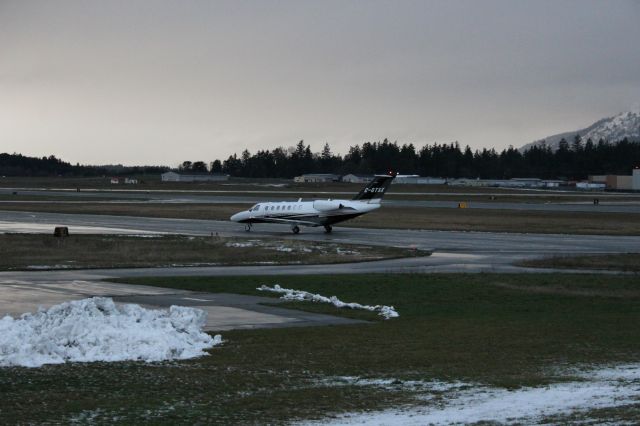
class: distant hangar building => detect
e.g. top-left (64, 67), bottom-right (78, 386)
top-left (589, 169), bottom-right (640, 190)
top-left (293, 174), bottom-right (341, 183)
top-left (342, 174), bottom-right (374, 183)
top-left (343, 174), bottom-right (447, 184)
top-left (394, 176), bottom-right (447, 185)
top-left (161, 171), bottom-right (229, 182)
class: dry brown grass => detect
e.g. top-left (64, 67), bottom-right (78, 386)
top-left (518, 253), bottom-right (640, 272)
top-left (0, 234), bottom-right (419, 271)
top-left (349, 206), bottom-right (640, 235)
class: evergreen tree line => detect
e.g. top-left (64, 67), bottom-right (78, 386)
top-left (211, 137), bottom-right (640, 180)
top-left (4, 134), bottom-right (639, 179)
top-left (0, 153), bottom-right (167, 177)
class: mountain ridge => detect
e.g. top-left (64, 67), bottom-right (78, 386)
top-left (520, 109), bottom-right (640, 151)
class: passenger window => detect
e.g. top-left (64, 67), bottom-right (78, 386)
top-left (287, 205), bottom-right (291, 210)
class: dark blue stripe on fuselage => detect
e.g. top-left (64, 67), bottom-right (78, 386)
top-left (238, 211), bottom-right (365, 226)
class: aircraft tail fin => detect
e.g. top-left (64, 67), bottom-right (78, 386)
top-left (352, 172), bottom-right (396, 202)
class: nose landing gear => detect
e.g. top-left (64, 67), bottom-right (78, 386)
top-left (245, 223), bottom-right (252, 232)
top-left (324, 225), bottom-right (332, 234)
top-left (291, 225), bottom-right (300, 234)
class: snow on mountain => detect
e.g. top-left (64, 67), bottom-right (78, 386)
top-left (521, 108), bottom-right (640, 151)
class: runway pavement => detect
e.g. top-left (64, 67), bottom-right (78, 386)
top-left (1, 209), bottom-right (638, 331)
top-left (1, 210), bottom-right (639, 255)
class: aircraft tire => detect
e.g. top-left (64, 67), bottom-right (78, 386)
top-left (324, 225), bottom-right (332, 233)
top-left (292, 225), bottom-right (300, 234)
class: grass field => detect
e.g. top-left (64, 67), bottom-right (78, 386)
top-left (1, 201), bottom-right (638, 235)
top-left (2, 273), bottom-right (639, 424)
top-left (519, 253), bottom-right (640, 272)
top-left (0, 234), bottom-right (419, 270)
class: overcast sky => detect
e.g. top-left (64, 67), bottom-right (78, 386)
top-left (1, 0), bottom-right (639, 166)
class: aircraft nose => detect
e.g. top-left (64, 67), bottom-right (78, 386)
top-left (230, 211), bottom-right (247, 222)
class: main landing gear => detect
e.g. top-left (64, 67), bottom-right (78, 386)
top-left (324, 225), bottom-right (332, 234)
top-left (245, 223), bottom-right (252, 232)
top-left (291, 225), bottom-right (300, 234)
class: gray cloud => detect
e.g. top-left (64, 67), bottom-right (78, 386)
top-left (1, 0), bottom-right (639, 165)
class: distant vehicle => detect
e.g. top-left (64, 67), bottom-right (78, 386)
top-left (230, 172), bottom-right (396, 234)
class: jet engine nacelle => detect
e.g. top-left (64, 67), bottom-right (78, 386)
top-left (313, 200), bottom-right (344, 211)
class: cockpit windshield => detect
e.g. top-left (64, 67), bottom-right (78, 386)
top-left (249, 204), bottom-right (260, 212)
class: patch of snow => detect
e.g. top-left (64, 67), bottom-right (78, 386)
top-left (587, 363), bottom-right (640, 381)
top-left (311, 364), bottom-right (640, 425)
top-left (318, 376), bottom-right (468, 393)
top-left (26, 265), bottom-right (73, 270)
top-left (273, 246), bottom-right (293, 252)
top-left (225, 241), bottom-right (255, 248)
top-left (0, 297), bottom-right (221, 368)
top-left (256, 285), bottom-right (399, 319)
top-left (336, 248), bottom-right (359, 255)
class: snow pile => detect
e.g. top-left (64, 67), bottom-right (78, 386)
top-left (257, 285), bottom-right (399, 319)
top-left (0, 297), bottom-right (221, 368)
top-left (315, 364), bottom-right (640, 425)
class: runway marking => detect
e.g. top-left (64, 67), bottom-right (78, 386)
top-left (182, 297), bottom-right (212, 302)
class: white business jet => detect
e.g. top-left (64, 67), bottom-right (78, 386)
top-left (230, 172), bottom-right (396, 234)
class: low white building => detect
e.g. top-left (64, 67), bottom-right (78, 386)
top-left (294, 174), bottom-right (341, 183)
top-left (449, 178), bottom-right (549, 188)
top-left (394, 176), bottom-right (447, 185)
top-left (342, 174), bottom-right (374, 184)
top-left (448, 178), bottom-right (498, 187)
top-left (542, 180), bottom-right (565, 188)
top-left (124, 178), bottom-right (138, 184)
top-left (505, 178), bottom-right (544, 188)
top-left (161, 171), bottom-right (229, 182)
top-left (576, 182), bottom-right (606, 190)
